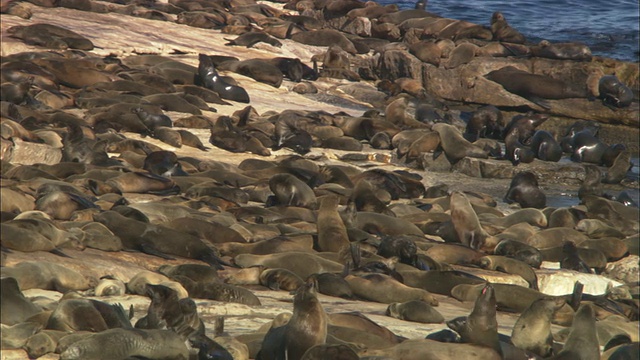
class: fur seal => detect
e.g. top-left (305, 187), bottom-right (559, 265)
top-left (143, 151), bottom-right (188, 177)
top-left (549, 304), bottom-right (599, 360)
top-left (217, 59), bottom-right (284, 88)
top-left (7, 23), bottom-right (94, 50)
top-left (259, 268), bottom-right (304, 291)
top-left (485, 66), bottom-right (587, 101)
top-left (268, 173), bottom-right (318, 209)
top-left (94, 210), bottom-right (227, 268)
top-left (235, 252), bottom-right (343, 280)
top-left (317, 195), bottom-right (350, 253)
top-left (511, 296), bottom-right (565, 357)
top-left (258, 279), bottom-right (328, 360)
top-left (1, 261), bottom-right (92, 292)
top-left (386, 300), bottom-right (444, 323)
top-left (449, 284), bottom-right (502, 357)
top-left (291, 29), bottom-right (357, 54)
top-left (445, 42), bottom-right (477, 69)
top-left (359, 338), bottom-right (501, 359)
top-left (197, 54), bottom-right (250, 103)
top-left (504, 171), bottom-right (546, 209)
top-left (490, 12), bottom-right (525, 43)
top-left (432, 123), bottom-right (488, 163)
top-left (225, 32), bottom-right (282, 48)
top-left (603, 149), bottom-right (632, 184)
top-left (0, 277), bottom-right (42, 325)
top-left (478, 255), bottom-right (538, 290)
top-left (46, 298), bottom-right (115, 332)
top-left (465, 105), bottom-right (503, 141)
top-left (531, 40), bottom-right (592, 61)
top-left (450, 191), bottom-right (491, 250)
top-left (60, 328), bottom-right (189, 360)
top-left (529, 130), bottom-right (562, 162)
top-left (345, 273), bottom-right (439, 305)
top-left (300, 344), bottom-right (358, 360)
top-left (94, 275), bottom-right (126, 296)
top-left (598, 75), bottom-right (633, 108)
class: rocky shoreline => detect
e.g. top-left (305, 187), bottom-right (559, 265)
top-left (1, 0), bottom-right (639, 359)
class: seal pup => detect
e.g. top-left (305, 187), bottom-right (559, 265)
top-left (511, 297), bottom-right (564, 357)
top-left (504, 171), bottom-right (546, 209)
top-left (197, 53), bottom-right (250, 103)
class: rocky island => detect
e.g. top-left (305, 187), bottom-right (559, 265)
top-left (1, 0), bottom-right (638, 359)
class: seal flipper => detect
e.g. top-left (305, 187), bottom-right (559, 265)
top-left (49, 248), bottom-right (72, 258)
top-left (569, 281), bottom-right (583, 311)
top-left (139, 243), bottom-right (176, 260)
top-left (527, 96), bottom-right (551, 110)
top-left (200, 251), bottom-right (232, 270)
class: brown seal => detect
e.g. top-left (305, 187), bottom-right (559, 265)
top-left (478, 255), bottom-right (539, 290)
top-left (386, 300), bottom-right (445, 324)
top-left (268, 173), bottom-right (318, 209)
top-left (448, 284), bottom-right (502, 357)
top-left (531, 40), bottom-right (592, 61)
top-left (345, 273), bottom-right (439, 305)
top-left (598, 75), bottom-right (633, 108)
top-left (1, 261), bottom-right (92, 292)
top-left (290, 29), bottom-right (358, 54)
top-left (317, 195), bottom-right (350, 253)
top-left (444, 42), bottom-right (478, 69)
top-left (360, 338), bottom-right (501, 359)
top-left (511, 296), bottom-right (565, 357)
top-left (259, 268), bottom-right (304, 291)
top-left (234, 252), bottom-right (343, 280)
top-left (432, 123), bottom-right (488, 163)
top-left (60, 328), bottom-right (190, 360)
top-left (0, 277), bottom-right (42, 326)
top-left (258, 279), bottom-right (328, 360)
top-left (197, 54), bottom-right (250, 103)
top-left (485, 66), bottom-right (587, 101)
top-left (490, 12), bottom-right (525, 43)
top-left (551, 304), bottom-right (599, 359)
top-left (504, 171), bottom-right (547, 209)
top-left (450, 191), bottom-right (491, 250)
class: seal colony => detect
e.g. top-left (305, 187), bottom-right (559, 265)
top-left (1, 0), bottom-right (639, 359)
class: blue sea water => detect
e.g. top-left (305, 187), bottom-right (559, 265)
top-left (378, 0), bottom-right (640, 62)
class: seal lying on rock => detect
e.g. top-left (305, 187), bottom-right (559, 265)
top-left (196, 54), bottom-right (250, 103)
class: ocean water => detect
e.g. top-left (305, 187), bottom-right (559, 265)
top-left (379, 0), bottom-right (640, 62)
